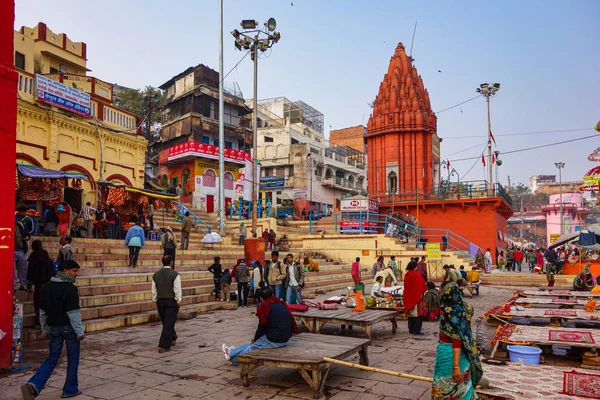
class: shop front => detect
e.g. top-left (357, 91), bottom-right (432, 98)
top-left (158, 141), bottom-right (250, 213)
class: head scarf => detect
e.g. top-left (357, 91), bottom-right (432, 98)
top-left (439, 282), bottom-right (482, 387)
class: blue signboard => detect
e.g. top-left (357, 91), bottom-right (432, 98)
top-left (260, 176), bottom-right (285, 188)
top-left (36, 74), bottom-right (91, 118)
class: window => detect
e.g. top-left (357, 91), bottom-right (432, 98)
top-left (225, 141), bottom-right (233, 149)
top-left (264, 136), bottom-right (274, 143)
top-left (224, 172), bottom-right (234, 190)
top-left (276, 191), bottom-right (282, 205)
top-left (288, 166), bottom-right (294, 177)
top-left (238, 139), bottom-right (245, 151)
top-left (50, 67), bottom-right (59, 74)
top-left (18, 75), bottom-right (22, 91)
top-left (223, 104), bottom-right (239, 126)
top-left (210, 102), bottom-right (215, 119)
top-left (276, 167), bottom-right (285, 178)
top-left (388, 171), bottom-right (398, 194)
top-left (203, 169), bottom-right (216, 187)
top-left (202, 136), bottom-right (210, 144)
top-left (213, 139), bottom-right (219, 147)
top-left (264, 168), bottom-right (273, 177)
top-left (14, 52), bottom-right (25, 70)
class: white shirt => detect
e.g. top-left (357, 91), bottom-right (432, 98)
top-left (371, 282), bottom-right (383, 297)
top-left (288, 263), bottom-right (299, 287)
top-left (151, 266), bottom-right (182, 304)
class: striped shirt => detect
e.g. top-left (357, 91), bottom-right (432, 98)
top-left (80, 205), bottom-right (95, 221)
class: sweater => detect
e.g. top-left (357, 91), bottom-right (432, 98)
top-left (152, 267), bottom-right (182, 302)
top-left (254, 301), bottom-right (293, 343)
top-left (40, 278), bottom-right (83, 336)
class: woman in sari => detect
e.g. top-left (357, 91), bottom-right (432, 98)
top-left (404, 262), bottom-right (427, 335)
top-left (432, 282), bottom-right (483, 400)
top-left (573, 263), bottom-right (594, 291)
top-left (302, 255), bottom-right (319, 272)
top-left (474, 250), bottom-right (485, 271)
top-left (423, 282), bottom-right (441, 321)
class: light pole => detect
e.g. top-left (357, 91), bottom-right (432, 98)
top-left (475, 82), bottom-right (500, 195)
top-left (232, 18), bottom-right (280, 237)
top-left (218, 0), bottom-right (225, 236)
top-left (307, 153), bottom-right (312, 207)
top-left (555, 162), bottom-right (565, 234)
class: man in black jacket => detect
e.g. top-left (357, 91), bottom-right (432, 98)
top-left (222, 286), bottom-right (298, 365)
top-left (21, 260), bottom-right (84, 400)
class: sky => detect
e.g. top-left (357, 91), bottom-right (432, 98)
top-left (15, 0), bottom-right (600, 187)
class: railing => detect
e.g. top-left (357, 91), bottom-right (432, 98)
top-left (307, 212), bottom-right (477, 260)
top-left (229, 198), bottom-right (272, 220)
top-left (173, 201), bottom-right (211, 235)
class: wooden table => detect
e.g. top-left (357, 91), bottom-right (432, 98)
top-left (515, 297), bottom-right (587, 308)
top-left (292, 308), bottom-right (399, 338)
top-left (237, 333), bottom-right (370, 399)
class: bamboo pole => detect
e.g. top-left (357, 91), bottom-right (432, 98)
top-left (322, 357), bottom-right (433, 383)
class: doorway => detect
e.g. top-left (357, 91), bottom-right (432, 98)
top-left (64, 188), bottom-right (82, 213)
top-left (225, 197), bottom-right (232, 215)
top-left (206, 195), bottom-right (215, 213)
top-left (170, 176), bottom-right (179, 190)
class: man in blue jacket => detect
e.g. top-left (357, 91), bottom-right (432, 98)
top-left (21, 260), bottom-right (84, 399)
top-left (222, 285), bottom-right (299, 365)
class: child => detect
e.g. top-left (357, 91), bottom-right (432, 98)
top-left (220, 269), bottom-right (232, 301)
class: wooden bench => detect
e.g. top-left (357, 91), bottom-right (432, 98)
top-left (465, 282), bottom-right (480, 296)
top-left (292, 308), bottom-right (399, 339)
top-left (237, 333), bottom-right (370, 399)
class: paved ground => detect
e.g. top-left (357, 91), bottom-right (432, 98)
top-left (1, 285), bottom-right (514, 400)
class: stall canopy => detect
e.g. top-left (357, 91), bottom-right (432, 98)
top-left (17, 164), bottom-right (87, 180)
top-left (550, 227), bottom-right (600, 250)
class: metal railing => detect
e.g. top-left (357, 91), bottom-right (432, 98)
top-left (173, 201), bottom-right (211, 235)
top-left (229, 198), bottom-right (272, 220)
top-left (307, 212), bottom-right (477, 260)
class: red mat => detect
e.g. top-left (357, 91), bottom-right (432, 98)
top-left (563, 369), bottom-right (600, 399)
top-left (544, 309), bottom-right (577, 317)
top-left (552, 298), bottom-right (579, 303)
top-left (549, 330), bottom-right (595, 344)
top-left (549, 290), bottom-right (571, 295)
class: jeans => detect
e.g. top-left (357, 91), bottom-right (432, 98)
top-left (128, 246), bottom-right (141, 267)
top-left (28, 326), bottom-right (80, 397)
top-left (107, 223), bottom-right (115, 239)
top-left (14, 250), bottom-right (28, 289)
top-left (286, 285), bottom-right (303, 304)
top-left (237, 282), bottom-right (249, 306)
top-left (85, 219), bottom-right (94, 238)
top-left (270, 284), bottom-right (284, 300)
top-left (181, 231), bottom-right (190, 250)
top-left (529, 261), bottom-right (535, 272)
top-left (156, 298), bottom-right (179, 350)
top-left (515, 261), bottom-right (522, 272)
top-left (239, 235), bottom-right (246, 245)
top-left (229, 334), bottom-right (287, 366)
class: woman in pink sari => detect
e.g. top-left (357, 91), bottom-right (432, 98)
top-left (56, 202), bottom-right (72, 236)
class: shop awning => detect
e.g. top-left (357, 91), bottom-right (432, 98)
top-left (145, 180), bottom-right (165, 191)
top-left (17, 164), bottom-right (87, 180)
top-left (125, 187), bottom-right (179, 200)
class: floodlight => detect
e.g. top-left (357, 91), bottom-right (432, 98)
top-left (267, 18), bottom-right (277, 32)
top-left (493, 83), bottom-right (500, 89)
top-left (272, 32), bottom-right (281, 43)
top-left (234, 40), bottom-right (242, 51)
top-left (241, 20), bottom-right (257, 29)
top-left (231, 29), bottom-right (240, 39)
top-left (480, 83), bottom-right (488, 89)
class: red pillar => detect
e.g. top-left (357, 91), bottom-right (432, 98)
top-left (0, 0), bottom-right (17, 369)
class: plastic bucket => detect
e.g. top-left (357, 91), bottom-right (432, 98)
top-left (507, 345), bottom-right (542, 364)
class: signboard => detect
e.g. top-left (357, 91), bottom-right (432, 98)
top-left (550, 233), bottom-right (561, 244)
top-left (260, 176), bottom-right (285, 188)
top-left (293, 188), bottom-right (308, 200)
top-left (168, 141), bottom-right (251, 165)
top-left (340, 198), bottom-right (378, 213)
top-left (432, 134), bottom-right (441, 158)
top-left (340, 221), bottom-right (378, 234)
top-left (36, 74), bottom-right (91, 117)
top-left (426, 243), bottom-right (442, 260)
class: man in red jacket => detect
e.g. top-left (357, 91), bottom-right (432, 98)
top-left (403, 262), bottom-right (428, 335)
top-left (514, 248), bottom-right (524, 273)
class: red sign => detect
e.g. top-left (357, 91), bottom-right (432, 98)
top-left (167, 141), bottom-right (251, 165)
top-left (339, 221), bottom-right (378, 227)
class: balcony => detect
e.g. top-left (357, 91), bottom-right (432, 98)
top-left (16, 70), bottom-right (35, 102)
top-left (321, 177), bottom-right (358, 192)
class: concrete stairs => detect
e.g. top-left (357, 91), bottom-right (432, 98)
top-left (18, 236), bottom-right (369, 342)
top-left (481, 272), bottom-right (575, 288)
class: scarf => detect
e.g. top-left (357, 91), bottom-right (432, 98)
top-left (256, 296), bottom-right (300, 333)
top-left (55, 271), bottom-right (76, 284)
top-left (403, 269), bottom-right (427, 312)
top-left (439, 283), bottom-right (483, 387)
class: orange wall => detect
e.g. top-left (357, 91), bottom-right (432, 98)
top-left (382, 198), bottom-right (512, 260)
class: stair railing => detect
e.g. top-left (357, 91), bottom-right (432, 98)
top-left (173, 201), bottom-right (211, 235)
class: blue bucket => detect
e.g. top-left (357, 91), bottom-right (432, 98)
top-left (507, 345), bottom-right (542, 364)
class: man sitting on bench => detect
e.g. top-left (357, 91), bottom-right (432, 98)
top-left (222, 284), bottom-right (300, 365)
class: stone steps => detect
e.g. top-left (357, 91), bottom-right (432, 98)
top-left (481, 273), bottom-right (575, 287)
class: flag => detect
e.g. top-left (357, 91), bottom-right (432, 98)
top-left (492, 154), bottom-right (496, 164)
top-left (481, 153), bottom-right (486, 167)
top-left (447, 159), bottom-right (451, 168)
top-left (490, 130), bottom-right (497, 146)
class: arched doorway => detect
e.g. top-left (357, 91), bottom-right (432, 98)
top-left (325, 168), bottom-right (334, 180)
top-left (182, 168), bottom-right (191, 194)
top-left (203, 169), bottom-right (216, 187)
top-left (224, 172), bottom-right (234, 190)
top-left (387, 171), bottom-right (398, 194)
top-left (347, 175), bottom-right (355, 189)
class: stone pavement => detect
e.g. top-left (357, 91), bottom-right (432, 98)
top-left (1, 286), bottom-right (514, 400)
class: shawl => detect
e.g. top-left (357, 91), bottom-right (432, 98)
top-left (439, 283), bottom-right (483, 387)
top-left (403, 269), bottom-right (427, 312)
top-left (257, 296), bottom-right (300, 333)
top-left (56, 270), bottom-right (76, 284)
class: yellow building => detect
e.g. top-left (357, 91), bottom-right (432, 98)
top-left (14, 22), bottom-right (146, 206)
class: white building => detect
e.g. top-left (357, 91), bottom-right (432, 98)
top-left (255, 97), bottom-right (366, 216)
top-left (529, 175), bottom-right (556, 193)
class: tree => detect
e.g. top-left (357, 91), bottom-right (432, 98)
top-left (508, 183), bottom-right (549, 211)
top-left (115, 86), bottom-right (163, 144)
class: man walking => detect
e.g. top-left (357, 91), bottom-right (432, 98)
top-left (160, 226), bottom-right (177, 268)
top-left (148, 202), bottom-right (155, 231)
top-left (21, 260), bottom-right (84, 399)
top-left (79, 202), bottom-right (95, 238)
top-left (236, 259), bottom-right (251, 307)
top-left (180, 212), bottom-right (193, 250)
top-left (152, 255), bottom-right (182, 353)
top-left (266, 251), bottom-right (285, 300)
top-left (284, 253), bottom-right (305, 304)
top-left (239, 223), bottom-right (247, 246)
top-left (513, 248), bottom-right (523, 273)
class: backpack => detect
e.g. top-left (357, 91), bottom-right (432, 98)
top-left (164, 232), bottom-right (175, 249)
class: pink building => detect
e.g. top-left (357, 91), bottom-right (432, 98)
top-left (542, 193), bottom-right (588, 245)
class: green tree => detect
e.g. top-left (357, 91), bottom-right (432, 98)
top-left (508, 183), bottom-right (549, 211)
top-left (115, 86), bottom-right (163, 143)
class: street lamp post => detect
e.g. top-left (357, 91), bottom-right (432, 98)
top-left (475, 83), bottom-right (500, 195)
top-left (232, 19), bottom-right (280, 237)
top-left (555, 162), bottom-right (565, 234)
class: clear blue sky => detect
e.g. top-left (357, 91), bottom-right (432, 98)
top-left (15, 0), bottom-right (600, 186)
